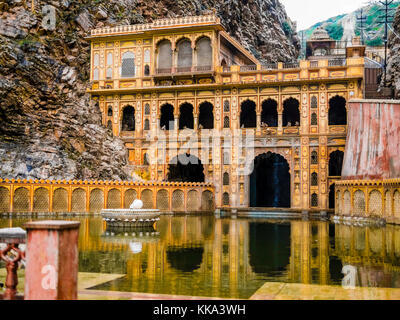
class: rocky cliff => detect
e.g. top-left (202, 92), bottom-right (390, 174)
top-left (385, 4), bottom-right (400, 97)
top-left (0, 0), bottom-right (299, 181)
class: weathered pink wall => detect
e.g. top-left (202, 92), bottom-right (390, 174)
top-left (342, 99), bottom-right (400, 180)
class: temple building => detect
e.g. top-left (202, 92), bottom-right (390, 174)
top-left (87, 14), bottom-right (366, 211)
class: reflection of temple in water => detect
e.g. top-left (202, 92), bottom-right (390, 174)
top-left (75, 217), bottom-right (400, 298)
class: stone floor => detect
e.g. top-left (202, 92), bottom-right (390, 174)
top-left (2, 269), bottom-right (400, 300)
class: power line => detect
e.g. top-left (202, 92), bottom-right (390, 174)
top-left (357, 8), bottom-right (367, 44)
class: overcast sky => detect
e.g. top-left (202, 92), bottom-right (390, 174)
top-left (280, 0), bottom-right (370, 30)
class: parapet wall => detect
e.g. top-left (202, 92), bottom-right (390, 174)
top-left (342, 99), bottom-right (400, 180)
top-left (0, 179), bottom-right (215, 214)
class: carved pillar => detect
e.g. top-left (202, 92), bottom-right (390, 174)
top-left (301, 137), bottom-right (310, 210)
top-left (256, 113), bottom-right (261, 135)
top-left (278, 112), bottom-right (283, 135)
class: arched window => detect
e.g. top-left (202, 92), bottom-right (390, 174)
top-left (144, 119), bottom-right (150, 131)
top-left (311, 112), bottom-right (318, 126)
top-left (143, 153), bottom-right (149, 166)
top-left (160, 104), bottom-right (174, 131)
top-left (93, 68), bottom-right (99, 80)
top-left (144, 103), bottom-right (150, 115)
top-left (311, 193), bottom-right (318, 207)
top-left (196, 37), bottom-right (212, 68)
top-left (179, 103), bottom-right (194, 130)
top-left (121, 105), bottom-right (135, 131)
top-left (283, 98), bottom-right (300, 127)
top-left (329, 96), bottom-right (347, 125)
top-left (121, 51), bottom-right (135, 78)
top-left (223, 193), bottom-right (230, 206)
top-left (224, 100), bottom-right (230, 112)
top-left (311, 151), bottom-right (318, 165)
top-left (224, 116), bottom-right (230, 128)
top-left (261, 99), bottom-right (278, 127)
top-left (107, 52), bottom-right (113, 66)
top-left (106, 67), bottom-right (113, 79)
top-left (199, 102), bottom-right (214, 129)
top-left (107, 106), bottom-right (113, 117)
top-left (311, 172), bottom-right (318, 186)
top-left (311, 96), bottom-right (318, 109)
top-left (157, 40), bottom-right (172, 71)
top-left (144, 64), bottom-right (150, 76)
top-left (240, 100), bottom-right (257, 128)
top-left (177, 39), bottom-right (193, 70)
top-left (223, 172), bottom-right (230, 185)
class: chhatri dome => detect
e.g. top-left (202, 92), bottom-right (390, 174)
top-left (310, 26), bottom-right (332, 41)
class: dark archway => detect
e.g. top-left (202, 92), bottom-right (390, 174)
top-left (199, 102), bottom-right (214, 129)
top-left (166, 246), bottom-right (204, 273)
top-left (250, 152), bottom-right (291, 208)
top-left (167, 154), bottom-right (205, 183)
top-left (329, 184), bottom-right (335, 209)
top-left (329, 150), bottom-right (344, 177)
top-left (160, 104), bottom-right (174, 130)
top-left (261, 99), bottom-right (278, 127)
top-left (329, 96), bottom-right (347, 125)
top-left (179, 103), bottom-right (194, 130)
top-left (283, 98), bottom-right (300, 127)
top-left (240, 100), bottom-right (256, 128)
top-left (121, 105), bottom-right (135, 131)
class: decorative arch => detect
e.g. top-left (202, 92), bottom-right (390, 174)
top-left (160, 103), bottom-right (174, 130)
top-left (223, 192), bottom-right (230, 206)
top-left (223, 172), bottom-right (230, 186)
top-left (311, 172), bottom-right (318, 186)
top-left (157, 189), bottom-right (169, 210)
top-left (394, 190), bottom-right (400, 218)
top-left (187, 190), bottom-right (200, 211)
top-left (336, 190), bottom-right (342, 212)
top-left (343, 190), bottom-right (351, 215)
top-left (72, 188), bottom-right (86, 212)
top-left (282, 98), bottom-right (300, 127)
top-left (0, 187), bottom-right (9, 212)
top-left (53, 188), bottom-right (68, 212)
top-left (353, 190), bottom-right (366, 216)
top-left (261, 99), bottom-right (278, 127)
top-left (311, 151), bottom-right (318, 165)
top-left (198, 101), bottom-right (214, 129)
top-left (179, 103), bottom-right (194, 130)
top-left (311, 193), bottom-right (318, 207)
top-left (121, 105), bottom-right (135, 131)
top-left (177, 38), bottom-right (193, 70)
top-left (369, 190), bottom-right (383, 216)
top-left (157, 39), bottom-right (173, 71)
top-left (33, 187), bottom-right (49, 213)
top-left (141, 189), bottom-right (153, 209)
top-left (385, 190), bottom-right (392, 216)
top-left (13, 187), bottom-right (30, 212)
top-left (107, 189), bottom-right (121, 209)
top-left (90, 188), bottom-right (104, 213)
top-left (240, 100), bottom-right (257, 128)
top-left (172, 189), bottom-right (185, 211)
top-left (167, 154), bottom-right (205, 183)
top-left (201, 190), bottom-right (214, 211)
top-left (195, 36), bottom-right (212, 68)
top-left (329, 150), bottom-right (344, 177)
top-left (121, 51), bottom-right (135, 78)
top-left (329, 95), bottom-right (347, 125)
top-left (124, 189), bottom-right (137, 209)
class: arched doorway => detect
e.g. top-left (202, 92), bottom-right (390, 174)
top-left (261, 99), bottom-right (278, 127)
top-left (329, 96), bottom-right (347, 125)
top-left (283, 98), bottom-right (300, 127)
top-left (160, 103), bottom-right (174, 130)
top-left (179, 103), bottom-right (194, 129)
top-left (121, 105), bottom-right (135, 131)
top-left (167, 154), bottom-right (205, 183)
top-left (240, 100), bottom-right (256, 128)
top-left (198, 102), bottom-right (214, 129)
top-left (250, 152), bottom-right (291, 208)
top-left (329, 150), bottom-right (344, 177)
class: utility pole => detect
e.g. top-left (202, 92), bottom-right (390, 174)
top-left (357, 8), bottom-right (367, 45)
top-left (377, 0), bottom-right (395, 85)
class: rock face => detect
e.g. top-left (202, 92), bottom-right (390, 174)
top-left (0, 0), bottom-right (299, 181)
top-left (385, 5), bottom-right (400, 97)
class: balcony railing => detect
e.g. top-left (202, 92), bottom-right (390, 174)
top-left (283, 62), bottom-right (300, 69)
top-left (240, 65), bottom-right (257, 72)
top-left (328, 58), bottom-right (347, 67)
top-left (310, 60), bottom-right (319, 68)
top-left (262, 63), bottom-right (278, 70)
top-left (156, 66), bottom-right (213, 75)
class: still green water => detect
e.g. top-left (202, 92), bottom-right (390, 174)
top-left (1, 215), bottom-right (400, 299)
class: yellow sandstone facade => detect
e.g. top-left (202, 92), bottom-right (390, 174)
top-left (87, 14), bottom-right (365, 211)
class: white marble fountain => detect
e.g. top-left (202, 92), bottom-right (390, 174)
top-left (101, 199), bottom-right (160, 228)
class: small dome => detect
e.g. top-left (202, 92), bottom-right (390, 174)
top-left (311, 26), bottom-right (332, 41)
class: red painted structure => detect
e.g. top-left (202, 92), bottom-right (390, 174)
top-left (24, 221), bottom-right (80, 300)
top-left (342, 99), bottom-right (400, 180)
